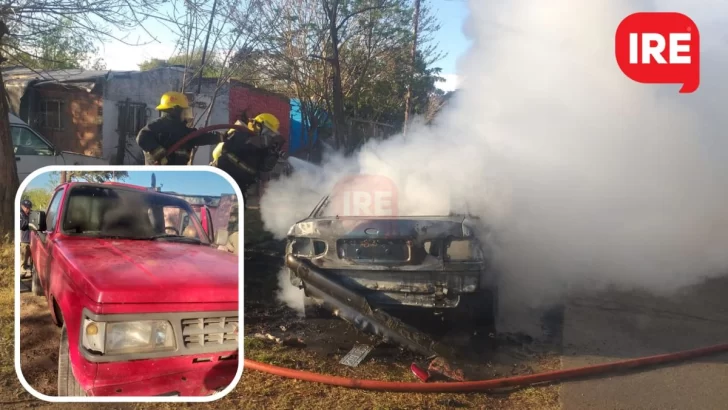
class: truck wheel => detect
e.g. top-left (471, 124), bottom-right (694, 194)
top-left (58, 325), bottom-right (87, 397)
top-left (31, 267), bottom-right (43, 297)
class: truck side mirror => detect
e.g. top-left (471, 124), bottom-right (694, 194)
top-left (200, 205), bottom-right (215, 243)
top-left (29, 211), bottom-right (47, 232)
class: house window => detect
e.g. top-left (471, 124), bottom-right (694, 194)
top-left (117, 102), bottom-right (148, 137)
top-left (38, 100), bottom-right (63, 130)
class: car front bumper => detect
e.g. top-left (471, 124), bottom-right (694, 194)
top-left (86, 357), bottom-right (238, 397)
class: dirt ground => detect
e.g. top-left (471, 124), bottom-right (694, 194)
top-left (18, 285), bottom-right (61, 397)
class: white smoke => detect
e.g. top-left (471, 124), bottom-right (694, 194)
top-left (276, 268), bottom-right (305, 316)
top-left (261, 0), bottom-right (728, 304)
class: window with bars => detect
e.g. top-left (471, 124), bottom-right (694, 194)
top-left (38, 100), bottom-right (64, 130)
top-left (117, 102), bottom-right (149, 137)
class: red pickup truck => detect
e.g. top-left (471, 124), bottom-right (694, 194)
top-left (26, 181), bottom-right (239, 397)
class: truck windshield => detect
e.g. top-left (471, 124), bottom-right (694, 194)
top-left (61, 185), bottom-right (210, 244)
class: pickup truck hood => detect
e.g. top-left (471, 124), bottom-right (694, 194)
top-left (57, 237), bottom-right (238, 304)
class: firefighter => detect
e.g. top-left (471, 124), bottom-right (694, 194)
top-left (137, 91), bottom-right (224, 165)
top-left (210, 113), bottom-right (286, 203)
top-left (19, 199), bottom-right (32, 278)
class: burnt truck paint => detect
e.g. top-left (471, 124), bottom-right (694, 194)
top-left (285, 199), bottom-right (498, 358)
top-left (28, 181), bottom-right (238, 397)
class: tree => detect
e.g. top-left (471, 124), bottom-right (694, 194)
top-left (402, 0), bottom-right (420, 136)
top-left (21, 188), bottom-right (52, 211)
top-left (145, 0), bottom-right (274, 163)
top-left (139, 50), bottom-right (224, 78)
top-left (347, 49), bottom-right (443, 126)
top-left (2, 19), bottom-right (100, 70)
top-left (0, 1), bottom-right (160, 236)
top-left (320, 0), bottom-right (403, 150)
top-left (255, 0), bottom-right (442, 153)
top-left (49, 171), bottom-right (130, 187)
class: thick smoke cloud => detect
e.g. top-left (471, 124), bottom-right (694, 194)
top-left (261, 0), bottom-right (728, 305)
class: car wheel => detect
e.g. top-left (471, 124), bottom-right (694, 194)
top-left (58, 325), bottom-right (87, 397)
top-left (31, 267), bottom-right (43, 297)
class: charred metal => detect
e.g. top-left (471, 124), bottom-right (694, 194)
top-left (285, 199), bottom-right (499, 358)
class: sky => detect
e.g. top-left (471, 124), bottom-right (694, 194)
top-left (98, 0), bottom-right (470, 92)
top-left (25, 170), bottom-right (237, 197)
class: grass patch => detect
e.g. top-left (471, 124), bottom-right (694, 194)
top-left (240, 336), bottom-right (561, 409)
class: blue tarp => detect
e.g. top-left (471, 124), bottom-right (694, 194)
top-left (288, 99), bottom-right (330, 153)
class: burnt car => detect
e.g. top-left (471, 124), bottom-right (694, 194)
top-left (284, 195), bottom-right (499, 358)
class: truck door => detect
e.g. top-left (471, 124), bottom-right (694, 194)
top-left (11, 125), bottom-right (62, 182)
top-left (200, 205), bottom-right (215, 243)
top-left (33, 187), bottom-right (66, 298)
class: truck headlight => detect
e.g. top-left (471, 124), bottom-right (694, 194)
top-left (82, 319), bottom-right (176, 355)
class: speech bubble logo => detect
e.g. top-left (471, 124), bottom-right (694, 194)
top-left (615, 12), bottom-right (700, 93)
top-left (329, 174), bottom-right (398, 217)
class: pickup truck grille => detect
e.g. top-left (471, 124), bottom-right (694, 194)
top-left (181, 316), bottom-right (239, 348)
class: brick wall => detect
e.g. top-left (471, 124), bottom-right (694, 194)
top-left (30, 84), bottom-right (103, 157)
top-left (228, 84), bottom-right (291, 152)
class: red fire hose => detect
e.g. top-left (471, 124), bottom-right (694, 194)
top-left (242, 342), bottom-right (728, 392)
top-left (165, 123), bottom-right (253, 158)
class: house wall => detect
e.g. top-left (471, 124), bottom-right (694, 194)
top-left (102, 68), bottom-right (230, 165)
top-left (228, 85), bottom-right (291, 152)
top-left (27, 84), bottom-right (103, 157)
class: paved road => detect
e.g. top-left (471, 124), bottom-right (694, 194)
top-left (559, 277), bottom-right (728, 410)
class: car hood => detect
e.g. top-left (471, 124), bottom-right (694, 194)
top-left (287, 215), bottom-right (476, 240)
top-left (57, 237), bottom-right (238, 304)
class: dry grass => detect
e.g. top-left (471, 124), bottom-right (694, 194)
top-left (237, 337), bottom-right (561, 410)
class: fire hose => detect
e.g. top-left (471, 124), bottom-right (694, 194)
top-left (166, 123), bottom-right (255, 158)
top-left (242, 342), bottom-right (728, 392)
top-left (165, 123), bottom-right (285, 194)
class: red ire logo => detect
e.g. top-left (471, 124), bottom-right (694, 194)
top-left (615, 12), bottom-right (700, 93)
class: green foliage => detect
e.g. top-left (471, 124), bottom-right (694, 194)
top-left (2, 19), bottom-right (100, 70)
top-left (139, 49), bottom-right (224, 78)
top-left (253, 0), bottom-right (445, 144)
top-left (21, 188), bottom-right (52, 211)
top-left (46, 171), bottom-right (130, 187)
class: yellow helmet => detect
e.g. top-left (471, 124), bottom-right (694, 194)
top-left (248, 113), bottom-right (280, 133)
top-left (157, 91), bottom-right (190, 111)
top-left (212, 142), bottom-right (224, 161)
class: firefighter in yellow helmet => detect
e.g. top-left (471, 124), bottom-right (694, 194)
top-left (212, 113), bottom-right (285, 164)
top-left (137, 91), bottom-right (225, 165)
top-left (210, 112), bottom-right (286, 203)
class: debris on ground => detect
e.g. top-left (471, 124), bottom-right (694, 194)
top-left (339, 344), bottom-right (374, 367)
top-left (427, 357), bottom-right (468, 382)
top-left (253, 333), bottom-right (306, 347)
top-left (410, 362), bottom-right (430, 382)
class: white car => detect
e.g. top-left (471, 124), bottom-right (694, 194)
top-left (11, 113), bottom-right (108, 181)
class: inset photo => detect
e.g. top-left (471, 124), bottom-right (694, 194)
top-left (16, 167), bottom-right (241, 399)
